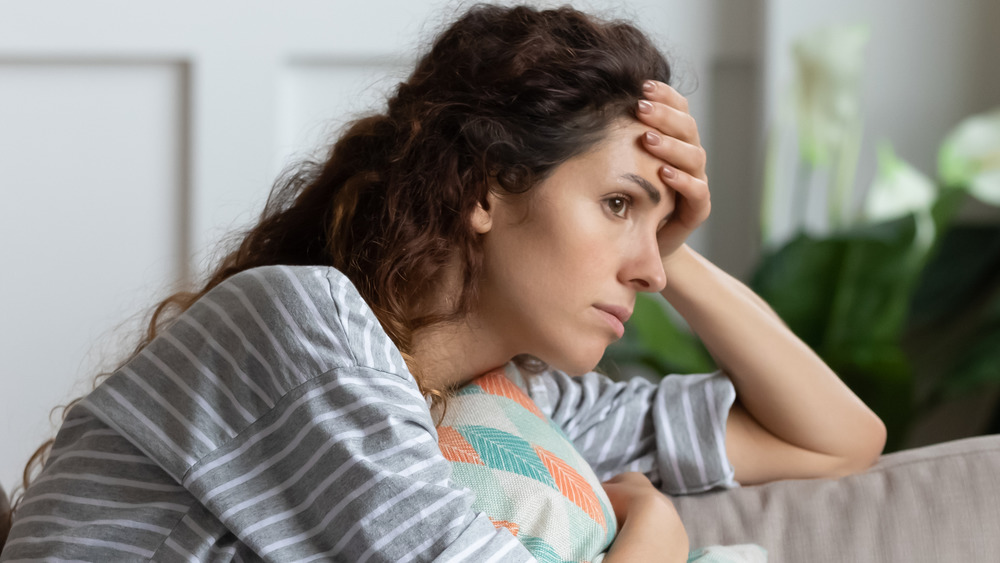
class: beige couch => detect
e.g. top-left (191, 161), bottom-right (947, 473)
top-left (3, 436), bottom-right (995, 560)
top-left (674, 434), bottom-right (1000, 562)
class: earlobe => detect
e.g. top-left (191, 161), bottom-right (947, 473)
top-left (470, 197), bottom-right (494, 234)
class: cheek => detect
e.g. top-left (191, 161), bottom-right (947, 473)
top-left (524, 222), bottom-right (601, 287)
top-left (484, 199), bottom-right (618, 298)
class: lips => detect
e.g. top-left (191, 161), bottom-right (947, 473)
top-left (594, 304), bottom-right (632, 339)
top-left (595, 304), bottom-right (632, 325)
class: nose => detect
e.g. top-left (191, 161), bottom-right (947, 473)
top-left (621, 232), bottom-right (666, 293)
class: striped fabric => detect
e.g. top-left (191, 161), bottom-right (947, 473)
top-left (2, 265), bottom-right (736, 562)
top-left (523, 369), bottom-right (737, 495)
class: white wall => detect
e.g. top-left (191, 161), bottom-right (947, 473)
top-left (0, 61), bottom-right (186, 494)
top-left (1, 0), bottom-right (997, 494)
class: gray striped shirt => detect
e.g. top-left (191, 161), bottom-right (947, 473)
top-left (2, 265), bottom-right (735, 562)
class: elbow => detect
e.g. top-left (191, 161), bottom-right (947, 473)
top-left (836, 413), bottom-right (888, 477)
top-left (861, 414), bottom-right (888, 468)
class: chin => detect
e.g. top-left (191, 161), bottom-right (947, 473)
top-left (526, 329), bottom-right (609, 376)
top-left (543, 348), bottom-right (605, 377)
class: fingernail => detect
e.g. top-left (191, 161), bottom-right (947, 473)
top-left (638, 100), bottom-right (654, 114)
top-left (642, 80), bottom-right (656, 93)
top-left (644, 131), bottom-right (660, 145)
top-left (660, 165), bottom-right (675, 179)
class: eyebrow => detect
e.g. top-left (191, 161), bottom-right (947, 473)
top-left (622, 173), bottom-right (661, 205)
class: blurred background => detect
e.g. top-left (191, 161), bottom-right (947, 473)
top-left (1, 0), bottom-right (998, 493)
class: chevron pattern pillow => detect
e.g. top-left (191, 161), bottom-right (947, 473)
top-left (437, 369), bottom-right (616, 563)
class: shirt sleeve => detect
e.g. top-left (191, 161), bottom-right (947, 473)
top-left (82, 265), bottom-right (535, 562)
top-left (182, 364), bottom-right (533, 562)
top-left (521, 367), bottom-right (738, 495)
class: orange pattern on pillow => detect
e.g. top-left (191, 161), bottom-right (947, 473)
top-left (438, 425), bottom-right (484, 465)
top-left (477, 371), bottom-right (546, 419)
top-left (534, 445), bottom-right (608, 531)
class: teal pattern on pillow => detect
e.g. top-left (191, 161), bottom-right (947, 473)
top-left (437, 368), bottom-right (616, 563)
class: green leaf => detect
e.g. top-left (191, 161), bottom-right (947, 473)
top-left (630, 294), bottom-right (714, 373)
top-left (907, 225), bottom-right (1000, 328)
top-left (938, 332), bottom-right (1000, 400)
top-left (751, 233), bottom-right (847, 348)
top-left (754, 221), bottom-right (922, 339)
top-left (934, 295), bottom-right (1000, 402)
top-left (824, 216), bottom-right (929, 350)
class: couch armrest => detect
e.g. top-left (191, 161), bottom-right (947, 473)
top-left (672, 434), bottom-right (1000, 562)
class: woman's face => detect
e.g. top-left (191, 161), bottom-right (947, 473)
top-left (474, 119), bottom-right (676, 375)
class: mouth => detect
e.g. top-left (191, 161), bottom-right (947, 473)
top-left (594, 304), bottom-right (632, 339)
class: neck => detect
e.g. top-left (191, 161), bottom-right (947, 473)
top-left (406, 313), bottom-right (512, 392)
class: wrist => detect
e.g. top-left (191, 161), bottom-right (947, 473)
top-left (660, 244), bottom-right (708, 301)
top-left (606, 495), bottom-right (689, 563)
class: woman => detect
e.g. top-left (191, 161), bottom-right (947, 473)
top-left (1, 4), bottom-right (885, 561)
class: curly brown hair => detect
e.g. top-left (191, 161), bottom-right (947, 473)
top-left (8, 3), bottom-right (672, 516)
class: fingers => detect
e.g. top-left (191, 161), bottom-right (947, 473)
top-left (655, 166), bottom-right (711, 257)
top-left (658, 174), bottom-right (711, 237)
top-left (642, 80), bottom-right (686, 109)
top-left (660, 168), bottom-right (710, 218)
top-left (636, 100), bottom-right (699, 145)
top-left (636, 81), bottom-right (699, 144)
top-left (636, 81), bottom-right (707, 183)
top-left (641, 130), bottom-right (707, 181)
top-left (636, 80), bottom-right (712, 257)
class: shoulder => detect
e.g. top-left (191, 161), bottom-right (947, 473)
top-left (78, 265), bottom-right (418, 480)
top-left (187, 265), bottom-right (408, 377)
top-left (205, 264), bottom-right (348, 325)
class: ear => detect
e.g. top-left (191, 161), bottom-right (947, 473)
top-left (470, 194), bottom-right (495, 235)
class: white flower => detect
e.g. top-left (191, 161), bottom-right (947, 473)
top-left (864, 143), bottom-right (936, 223)
top-left (865, 144), bottom-right (937, 264)
top-left (939, 108), bottom-right (1000, 206)
top-left (793, 24), bottom-right (869, 166)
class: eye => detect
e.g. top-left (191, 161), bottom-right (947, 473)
top-left (605, 195), bottom-right (631, 218)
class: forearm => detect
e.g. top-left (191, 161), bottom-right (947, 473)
top-left (603, 499), bottom-right (688, 563)
top-left (660, 245), bottom-right (886, 480)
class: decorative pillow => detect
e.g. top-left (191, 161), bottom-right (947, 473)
top-left (437, 369), bottom-right (616, 563)
top-left (438, 368), bottom-right (768, 563)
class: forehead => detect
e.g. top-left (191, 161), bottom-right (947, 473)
top-left (549, 119), bottom-right (674, 206)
